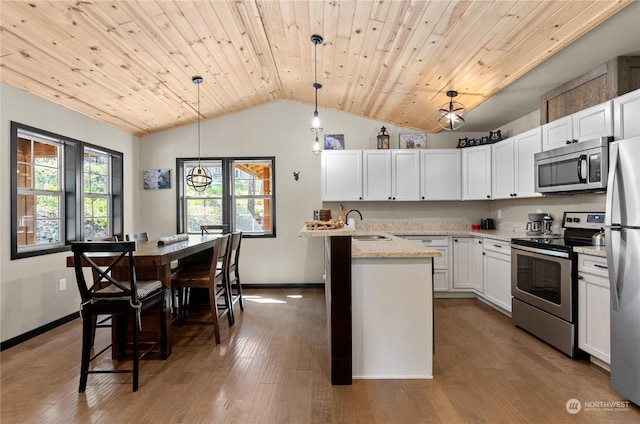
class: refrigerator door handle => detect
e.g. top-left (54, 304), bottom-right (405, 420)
top-left (606, 226), bottom-right (621, 312)
top-left (605, 142), bottom-right (619, 227)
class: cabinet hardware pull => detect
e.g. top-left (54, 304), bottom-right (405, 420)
top-left (494, 244), bottom-right (501, 248)
top-left (594, 264), bottom-right (608, 269)
top-left (578, 275), bottom-right (584, 280)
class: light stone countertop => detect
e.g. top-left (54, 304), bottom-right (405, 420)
top-left (351, 232), bottom-right (441, 258)
top-left (298, 225), bottom-right (356, 237)
top-left (574, 245), bottom-right (607, 258)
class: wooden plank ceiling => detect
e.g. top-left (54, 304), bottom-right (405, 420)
top-left (0, 1), bottom-right (633, 136)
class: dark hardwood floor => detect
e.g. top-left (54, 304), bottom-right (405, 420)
top-left (1, 288), bottom-right (639, 423)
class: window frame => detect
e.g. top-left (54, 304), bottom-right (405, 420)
top-left (176, 156), bottom-right (276, 238)
top-left (10, 122), bottom-right (124, 260)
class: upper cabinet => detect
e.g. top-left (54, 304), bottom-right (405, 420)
top-left (613, 88), bottom-right (640, 140)
top-left (362, 150), bottom-right (392, 200)
top-left (492, 127), bottom-right (542, 199)
top-left (321, 150), bottom-right (363, 201)
top-left (462, 145), bottom-right (492, 200)
top-left (420, 149), bottom-right (461, 200)
top-left (391, 150), bottom-right (421, 201)
top-left (542, 101), bottom-right (613, 151)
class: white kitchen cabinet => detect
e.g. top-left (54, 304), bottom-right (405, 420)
top-left (462, 145), bottom-right (492, 200)
top-left (472, 238), bottom-right (484, 293)
top-left (391, 150), bottom-right (420, 201)
top-left (362, 150), bottom-right (391, 200)
top-left (420, 149), bottom-right (461, 200)
top-left (482, 239), bottom-right (511, 313)
top-left (542, 101), bottom-right (613, 151)
top-left (578, 254), bottom-right (611, 365)
top-left (321, 150), bottom-right (363, 201)
top-left (614, 88), bottom-right (640, 140)
top-left (453, 237), bottom-right (474, 290)
top-left (404, 236), bottom-right (450, 292)
top-left (493, 127), bottom-right (542, 199)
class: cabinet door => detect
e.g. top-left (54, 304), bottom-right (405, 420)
top-left (483, 243), bottom-right (511, 312)
top-left (472, 238), bottom-right (484, 293)
top-left (321, 150), bottom-right (362, 201)
top-left (462, 145), bottom-right (491, 200)
top-left (491, 137), bottom-right (515, 199)
top-left (420, 150), bottom-right (461, 200)
top-left (578, 254), bottom-right (611, 364)
top-left (572, 100), bottom-right (613, 142)
top-left (452, 237), bottom-right (473, 289)
top-left (391, 150), bottom-right (420, 201)
top-left (513, 127), bottom-right (542, 198)
top-left (362, 150), bottom-right (391, 200)
top-left (542, 116), bottom-right (572, 151)
top-left (614, 88), bottom-right (640, 139)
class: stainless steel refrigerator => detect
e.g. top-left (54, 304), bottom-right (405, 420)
top-left (605, 135), bottom-right (640, 406)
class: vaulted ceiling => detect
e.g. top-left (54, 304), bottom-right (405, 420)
top-left (0, 1), bottom-right (635, 137)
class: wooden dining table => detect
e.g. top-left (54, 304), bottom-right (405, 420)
top-left (66, 234), bottom-right (221, 356)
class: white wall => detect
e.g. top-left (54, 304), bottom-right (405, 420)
top-left (0, 83), bottom-right (140, 342)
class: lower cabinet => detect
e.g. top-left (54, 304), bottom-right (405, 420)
top-left (405, 236), bottom-right (450, 292)
top-left (578, 254), bottom-right (611, 365)
top-left (472, 238), bottom-right (484, 293)
top-left (482, 239), bottom-right (512, 313)
top-left (452, 237), bottom-right (473, 290)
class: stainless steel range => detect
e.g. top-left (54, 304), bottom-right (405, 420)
top-left (510, 211), bottom-right (605, 357)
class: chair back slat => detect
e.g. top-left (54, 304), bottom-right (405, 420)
top-left (126, 232), bottom-right (149, 242)
top-left (210, 234), bottom-right (230, 281)
top-left (72, 241), bottom-right (139, 303)
top-left (201, 224), bottom-right (230, 235)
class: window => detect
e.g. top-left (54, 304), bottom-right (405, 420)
top-left (11, 122), bottom-right (124, 259)
top-left (177, 157), bottom-right (275, 237)
top-left (14, 129), bottom-right (65, 251)
top-left (83, 147), bottom-right (111, 239)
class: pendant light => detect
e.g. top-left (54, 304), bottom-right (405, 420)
top-left (186, 76), bottom-right (212, 192)
top-left (438, 90), bottom-right (466, 131)
top-left (310, 34), bottom-right (324, 155)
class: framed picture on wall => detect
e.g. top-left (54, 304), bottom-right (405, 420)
top-left (399, 133), bottom-right (427, 149)
top-left (143, 169), bottom-right (171, 189)
top-left (324, 134), bottom-right (345, 150)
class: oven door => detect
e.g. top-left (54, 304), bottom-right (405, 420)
top-left (511, 244), bottom-right (574, 322)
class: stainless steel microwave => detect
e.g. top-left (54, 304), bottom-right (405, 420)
top-left (534, 136), bottom-right (612, 194)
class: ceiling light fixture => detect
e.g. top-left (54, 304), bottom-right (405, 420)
top-left (438, 90), bottom-right (466, 131)
top-left (186, 76), bottom-right (212, 192)
top-left (310, 34), bottom-right (324, 155)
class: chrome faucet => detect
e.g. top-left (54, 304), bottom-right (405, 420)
top-left (346, 209), bottom-right (363, 221)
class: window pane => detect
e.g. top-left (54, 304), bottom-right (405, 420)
top-left (34, 163), bottom-right (59, 190)
top-left (234, 162), bottom-right (272, 196)
top-left (235, 198), bottom-right (271, 233)
top-left (33, 195), bottom-right (61, 245)
top-left (17, 194), bottom-right (35, 247)
top-left (186, 198), bottom-right (223, 233)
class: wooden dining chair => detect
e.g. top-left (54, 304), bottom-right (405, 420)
top-left (201, 224), bottom-right (230, 235)
top-left (225, 232), bottom-right (244, 314)
top-left (125, 232), bottom-right (149, 242)
top-left (171, 234), bottom-right (232, 344)
top-left (71, 241), bottom-right (168, 392)
top-left (85, 235), bottom-right (119, 346)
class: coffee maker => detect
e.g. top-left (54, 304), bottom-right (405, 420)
top-left (526, 213), bottom-right (547, 236)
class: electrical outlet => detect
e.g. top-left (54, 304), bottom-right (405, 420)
top-left (58, 278), bottom-right (67, 291)
top-left (497, 209), bottom-right (502, 219)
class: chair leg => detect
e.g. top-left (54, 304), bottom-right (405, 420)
top-left (225, 277), bottom-right (235, 326)
top-left (132, 312), bottom-right (140, 392)
top-left (115, 316), bottom-right (127, 362)
top-left (79, 314), bottom-right (93, 393)
top-left (159, 299), bottom-right (169, 360)
top-left (208, 285), bottom-right (221, 344)
top-left (235, 271), bottom-right (244, 312)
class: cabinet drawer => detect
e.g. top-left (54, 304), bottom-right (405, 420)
top-left (404, 236), bottom-right (449, 246)
top-left (578, 254), bottom-right (609, 277)
top-left (483, 239), bottom-right (510, 255)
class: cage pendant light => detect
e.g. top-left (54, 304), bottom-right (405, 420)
top-left (186, 76), bottom-right (212, 192)
top-left (310, 34), bottom-right (324, 155)
top-left (438, 90), bottom-right (466, 131)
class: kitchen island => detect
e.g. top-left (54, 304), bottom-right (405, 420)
top-left (299, 226), bottom-right (440, 384)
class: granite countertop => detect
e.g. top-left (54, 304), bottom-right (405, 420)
top-left (389, 229), bottom-right (525, 242)
top-left (298, 225), bottom-right (356, 237)
top-left (574, 245), bottom-right (607, 258)
top-left (351, 232), bottom-right (441, 259)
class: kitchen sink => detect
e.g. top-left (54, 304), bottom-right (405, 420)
top-left (352, 235), bottom-right (391, 241)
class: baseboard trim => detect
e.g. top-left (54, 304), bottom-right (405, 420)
top-left (243, 283), bottom-right (324, 289)
top-left (1, 312), bottom-right (79, 351)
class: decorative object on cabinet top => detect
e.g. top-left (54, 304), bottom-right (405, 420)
top-left (457, 129), bottom-right (502, 148)
top-left (399, 133), bottom-right (427, 149)
top-left (324, 134), bottom-right (344, 150)
top-left (376, 126), bottom-right (390, 149)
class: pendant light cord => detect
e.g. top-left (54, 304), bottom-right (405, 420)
top-left (197, 81), bottom-right (201, 167)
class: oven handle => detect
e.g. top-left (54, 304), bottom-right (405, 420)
top-left (577, 154), bottom-right (588, 183)
top-left (510, 244), bottom-right (570, 259)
